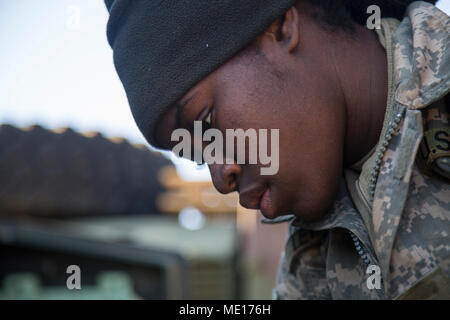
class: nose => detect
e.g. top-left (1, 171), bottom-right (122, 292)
top-left (208, 163), bottom-right (241, 194)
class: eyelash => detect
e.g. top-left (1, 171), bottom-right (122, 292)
top-left (204, 111), bottom-right (212, 125)
top-left (201, 107), bottom-right (213, 129)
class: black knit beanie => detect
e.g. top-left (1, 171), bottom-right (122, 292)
top-left (105, 0), bottom-right (297, 148)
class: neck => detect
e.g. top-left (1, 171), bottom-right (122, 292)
top-left (335, 27), bottom-right (388, 167)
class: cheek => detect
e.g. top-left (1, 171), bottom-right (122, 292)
top-left (214, 86), bottom-right (283, 131)
top-left (276, 101), bottom-right (345, 219)
top-left (212, 56), bottom-right (284, 128)
top-left (213, 65), bottom-right (346, 171)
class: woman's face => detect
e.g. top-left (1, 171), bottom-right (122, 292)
top-left (155, 10), bottom-right (349, 221)
top-left (156, 51), bottom-right (346, 221)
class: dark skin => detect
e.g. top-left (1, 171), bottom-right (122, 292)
top-left (155, 4), bottom-right (388, 221)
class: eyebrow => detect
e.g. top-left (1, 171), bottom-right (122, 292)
top-left (175, 93), bottom-right (197, 129)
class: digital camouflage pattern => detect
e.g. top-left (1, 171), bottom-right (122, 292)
top-left (270, 1), bottom-right (450, 299)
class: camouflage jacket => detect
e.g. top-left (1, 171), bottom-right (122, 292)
top-left (269, 2), bottom-right (450, 300)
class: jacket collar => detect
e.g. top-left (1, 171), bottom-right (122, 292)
top-left (394, 1), bottom-right (450, 110)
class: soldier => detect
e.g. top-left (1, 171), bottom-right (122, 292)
top-left (105, 0), bottom-right (449, 299)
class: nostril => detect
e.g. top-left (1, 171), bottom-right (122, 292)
top-left (228, 173), bottom-right (237, 190)
top-left (222, 164), bottom-right (241, 192)
top-left (209, 163), bottom-right (241, 194)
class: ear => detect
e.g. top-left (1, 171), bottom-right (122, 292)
top-left (263, 6), bottom-right (300, 53)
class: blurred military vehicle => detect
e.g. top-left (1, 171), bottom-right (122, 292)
top-left (0, 216), bottom-right (240, 299)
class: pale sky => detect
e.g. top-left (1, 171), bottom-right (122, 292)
top-left (1, 0), bottom-right (449, 180)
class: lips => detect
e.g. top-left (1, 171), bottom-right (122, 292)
top-left (239, 185), bottom-right (276, 218)
top-left (259, 187), bottom-right (275, 218)
top-left (239, 186), bottom-right (266, 210)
